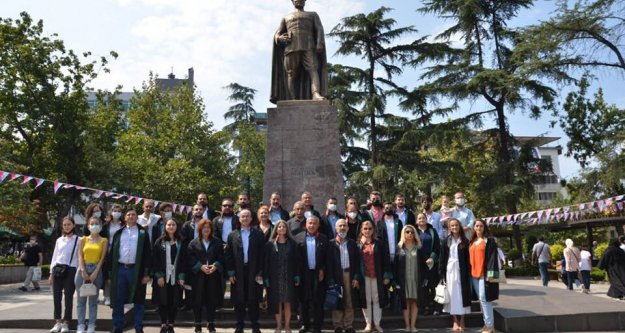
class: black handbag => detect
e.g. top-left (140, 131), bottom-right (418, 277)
top-left (53, 237), bottom-right (78, 279)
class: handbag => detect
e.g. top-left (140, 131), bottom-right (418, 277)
top-left (52, 237), bottom-right (78, 279)
top-left (434, 281), bottom-right (450, 304)
top-left (490, 269), bottom-right (506, 284)
top-left (32, 267), bottom-right (42, 282)
top-left (79, 282), bottom-right (98, 297)
top-left (323, 284), bottom-right (343, 310)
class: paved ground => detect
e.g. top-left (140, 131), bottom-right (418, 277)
top-left (0, 277), bottom-right (620, 333)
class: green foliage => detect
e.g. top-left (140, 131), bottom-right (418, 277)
top-left (222, 83), bottom-right (257, 133)
top-left (590, 267), bottom-right (606, 282)
top-left (506, 264), bottom-right (539, 277)
top-left (551, 244), bottom-right (565, 261)
top-left (229, 122), bottom-right (266, 205)
top-left (115, 75), bottom-right (233, 207)
top-left (507, 248), bottom-right (521, 261)
top-left (0, 256), bottom-right (21, 265)
top-left (594, 242), bottom-right (609, 259)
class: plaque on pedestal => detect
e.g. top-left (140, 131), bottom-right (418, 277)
top-left (262, 100), bottom-right (345, 211)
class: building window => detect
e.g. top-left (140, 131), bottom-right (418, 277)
top-left (535, 174), bottom-right (559, 184)
top-left (537, 192), bottom-right (557, 201)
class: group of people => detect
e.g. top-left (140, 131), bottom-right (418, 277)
top-left (44, 190), bottom-right (499, 333)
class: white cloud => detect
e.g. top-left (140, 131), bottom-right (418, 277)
top-left (96, 0), bottom-right (364, 129)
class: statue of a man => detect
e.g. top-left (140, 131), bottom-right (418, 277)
top-left (270, 0), bottom-right (328, 104)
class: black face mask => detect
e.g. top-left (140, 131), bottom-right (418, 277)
top-left (372, 199), bottom-right (382, 207)
top-left (194, 213), bottom-right (203, 218)
top-left (384, 210), bottom-right (395, 217)
top-left (222, 212), bottom-right (234, 217)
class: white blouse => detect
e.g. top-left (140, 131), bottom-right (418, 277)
top-left (50, 235), bottom-right (80, 269)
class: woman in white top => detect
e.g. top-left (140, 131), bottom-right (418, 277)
top-left (49, 217), bottom-right (80, 333)
top-left (563, 239), bottom-right (581, 291)
top-left (438, 218), bottom-right (471, 332)
top-left (579, 245), bottom-right (592, 293)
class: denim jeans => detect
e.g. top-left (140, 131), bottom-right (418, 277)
top-left (566, 271), bottom-right (580, 290)
top-left (471, 277), bottom-right (494, 327)
top-left (113, 266), bottom-right (145, 330)
top-left (580, 270), bottom-right (591, 290)
top-left (538, 262), bottom-right (550, 287)
top-left (75, 263), bottom-right (103, 328)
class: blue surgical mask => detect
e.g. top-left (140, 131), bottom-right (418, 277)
top-left (338, 232), bottom-right (347, 239)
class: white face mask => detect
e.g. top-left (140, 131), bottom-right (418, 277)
top-left (92, 211), bottom-right (102, 218)
top-left (328, 204), bottom-right (337, 212)
top-left (163, 211), bottom-right (173, 220)
top-left (455, 198), bottom-right (465, 207)
top-left (112, 212), bottom-right (122, 220)
top-left (89, 224), bottom-right (102, 234)
top-left (347, 212), bottom-right (357, 219)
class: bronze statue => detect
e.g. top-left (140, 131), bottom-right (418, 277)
top-left (270, 0), bottom-right (328, 104)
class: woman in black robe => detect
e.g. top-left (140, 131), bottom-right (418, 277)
top-left (598, 238), bottom-right (625, 299)
top-left (187, 219), bottom-right (224, 333)
top-left (263, 220), bottom-right (300, 333)
top-left (152, 218), bottom-right (185, 333)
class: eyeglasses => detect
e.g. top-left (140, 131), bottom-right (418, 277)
top-left (405, 230), bottom-right (414, 234)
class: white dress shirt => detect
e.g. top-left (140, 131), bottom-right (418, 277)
top-left (221, 216), bottom-right (233, 243)
top-left (119, 225), bottom-right (139, 264)
top-left (137, 213), bottom-right (161, 242)
top-left (385, 219), bottom-right (396, 258)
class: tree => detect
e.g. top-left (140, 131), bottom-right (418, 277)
top-left (559, 76), bottom-right (625, 196)
top-left (0, 12), bottom-right (117, 230)
top-left (229, 122), bottom-right (266, 206)
top-left (222, 83), bottom-right (258, 133)
top-left (115, 74), bottom-right (233, 207)
top-left (521, 0), bottom-right (624, 74)
top-left (413, 0), bottom-right (567, 251)
top-left (329, 7), bottom-right (417, 172)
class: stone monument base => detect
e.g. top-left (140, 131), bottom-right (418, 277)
top-left (262, 100), bottom-right (345, 212)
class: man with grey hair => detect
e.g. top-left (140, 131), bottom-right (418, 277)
top-left (287, 201), bottom-right (307, 237)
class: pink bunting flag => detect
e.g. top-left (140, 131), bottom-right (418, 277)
top-left (553, 207), bottom-right (561, 214)
top-left (617, 202), bottom-right (624, 211)
top-left (34, 178), bottom-right (45, 188)
top-left (578, 203), bottom-right (585, 211)
top-left (154, 201), bottom-right (160, 208)
top-left (178, 205), bottom-right (185, 214)
top-left (615, 195), bottom-right (624, 201)
top-left (134, 197), bottom-right (142, 205)
top-left (64, 184), bottom-right (75, 189)
top-left (53, 181), bottom-right (65, 194)
top-left (93, 190), bottom-right (103, 198)
top-left (10, 173), bottom-right (22, 181)
top-left (546, 209), bottom-right (552, 218)
top-left (74, 186), bottom-right (86, 191)
top-left (186, 206), bottom-right (192, 214)
top-left (21, 176), bottom-right (33, 184)
top-left (125, 196), bottom-right (135, 203)
top-left (172, 204), bottom-right (178, 212)
top-left (0, 171), bottom-right (8, 184)
top-left (105, 192), bottom-right (114, 197)
top-left (113, 193), bottom-right (124, 199)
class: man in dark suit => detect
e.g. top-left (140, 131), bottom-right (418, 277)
top-left (287, 201), bottom-right (307, 237)
top-left (213, 198), bottom-right (239, 244)
top-left (321, 197), bottom-right (344, 238)
top-left (186, 192), bottom-right (217, 221)
top-left (394, 193), bottom-right (416, 227)
top-left (295, 216), bottom-right (329, 333)
top-left (327, 219), bottom-right (361, 333)
top-left (225, 209), bottom-right (265, 333)
top-left (269, 192), bottom-right (291, 224)
top-left (235, 193), bottom-right (258, 225)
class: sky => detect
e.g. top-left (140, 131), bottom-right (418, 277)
top-left (4, 0), bottom-right (624, 181)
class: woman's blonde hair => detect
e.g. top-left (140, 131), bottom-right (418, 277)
top-left (398, 224), bottom-right (421, 249)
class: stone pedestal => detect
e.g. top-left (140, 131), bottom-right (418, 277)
top-left (263, 100), bottom-right (345, 212)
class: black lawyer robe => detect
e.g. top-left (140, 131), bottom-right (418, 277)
top-left (263, 239), bottom-right (300, 314)
top-left (438, 236), bottom-right (472, 308)
top-left (187, 237), bottom-right (225, 307)
top-left (225, 227), bottom-right (265, 304)
top-left (152, 238), bottom-right (185, 306)
top-left (394, 244), bottom-right (424, 309)
top-left (294, 232), bottom-right (329, 301)
top-left (357, 239), bottom-right (392, 309)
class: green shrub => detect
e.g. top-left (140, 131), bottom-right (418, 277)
top-left (507, 248), bottom-right (521, 260)
top-left (506, 264), bottom-right (539, 277)
top-left (550, 244), bottom-right (564, 262)
top-left (0, 256), bottom-right (22, 265)
top-left (42, 264), bottom-right (50, 278)
top-left (590, 267), bottom-right (606, 282)
top-left (594, 242), bottom-right (609, 260)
